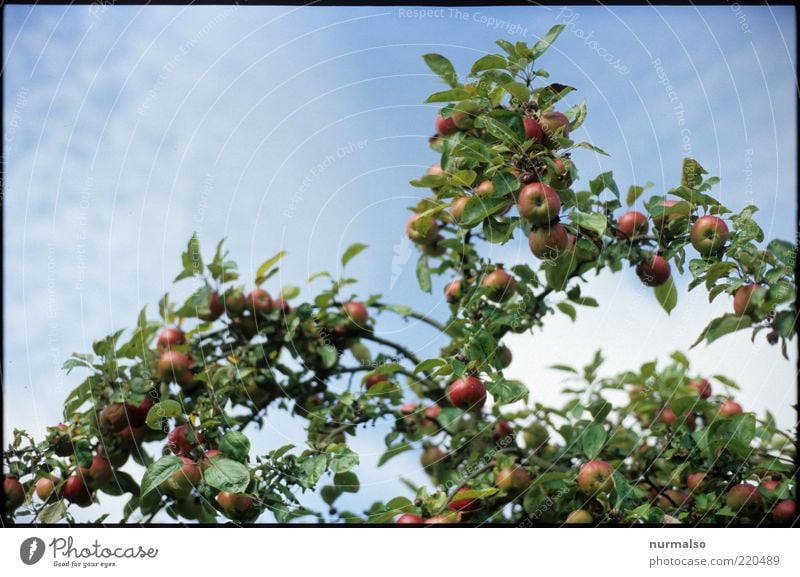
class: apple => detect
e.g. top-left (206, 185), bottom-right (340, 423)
top-left (517, 182), bottom-right (561, 225)
top-left (565, 509), bottom-right (593, 524)
top-left (216, 491), bottom-right (254, 517)
top-left (496, 345), bottom-right (512, 368)
top-left (116, 425), bottom-right (145, 450)
top-left (616, 211), bottom-right (649, 240)
top-left (427, 164), bottom-right (445, 177)
top-left (128, 397), bottom-right (154, 428)
top-left (475, 180), bottom-right (494, 196)
top-left (528, 222), bottom-right (569, 260)
top-left (435, 111), bottom-right (458, 136)
top-left (407, 213), bottom-right (439, 245)
top-left (449, 196), bottom-right (469, 223)
top-left (688, 378), bottom-right (712, 399)
top-left (201, 449), bottom-right (225, 472)
top-left (447, 376), bottom-right (487, 411)
top-left (445, 279), bottom-right (463, 304)
top-left (687, 472), bottom-right (706, 492)
top-left (48, 423), bottom-right (74, 457)
top-left (549, 157), bottom-right (574, 189)
top-left (80, 456), bottom-right (113, 489)
top-left (539, 110), bottom-right (570, 143)
top-left (657, 489), bottom-right (691, 511)
top-left (496, 467), bottom-right (532, 493)
top-left (523, 423), bottom-right (549, 449)
top-left (733, 284), bottom-right (761, 316)
top-left (395, 513), bottom-right (424, 524)
top-left (719, 400), bottom-right (743, 418)
top-left (523, 117), bottom-right (544, 143)
top-left (156, 351), bottom-right (193, 387)
top-left (691, 215), bottom-right (729, 256)
top-left (636, 255), bottom-right (671, 287)
top-left (99, 403), bottom-right (130, 432)
top-left (650, 199), bottom-right (687, 230)
top-left (167, 424), bottom-right (205, 456)
top-left (224, 289), bottom-right (247, 317)
top-left (4, 477), bottom-right (25, 511)
top-left (658, 406), bottom-right (696, 430)
top-left (481, 269), bottom-right (517, 302)
top-left (577, 460), bottom-right (614, 495)
top-left (273, 298), bottom-right (292, 314)
top-left (772, 500), bottom-right (796, 523)
top-left (364, 374), bottom-right (387, 390)
top-left (157, 327), bottom-right (186, 353)
top-left (248, 288), bottom-right (273, 315)
top-left (198, 290), bottom-right (224, 322)
top-left (448, 488), bottom-right (480, 513)
top-left (726, 483), bottom-right (762, 517)
top-left (424, 515), bottom-right (456, 524)
top-left (421, 446), bottom-right (446, 469)
top-left (341, 301), bottom-right (369, 329)
top-left (628, 385), bottom-right (646, 402)
top-left (162, 457), bottom-right (201, 499)
top-left (760, 479), bottom-right (779, 493)
top-left (63, 475), bottom-right (93, 507)
top-left (420, 405), bottom-right (442, 433)
top-left (492, 419), bottom-right (514, 441)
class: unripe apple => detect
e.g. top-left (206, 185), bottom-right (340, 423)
top-left (577, 460), bottom-right (614, 495)
top-left (435, 111), bottom-right (458, 136)
top-left (157, 327), bottom-right (186, 353)
top-left (733, 284), bottom-right (761, 316)
top-left (364, 374), bottom-right (387, 390)
top-left (688, 378), bottom-right (712, 399)
top-left (523, 423), bottom-right (549, 449)
top-left (406, 213), bottom-right (439, 244)
top-left (421, 446), bottom-right (446, 469)
top-left (167, 424), bottom-right (205, 456)
top-left (517, 182), bottom-right (561, 225)
top-left (496, 345), bottom-right (512, 368)
top-left (395, 513), bottom-right (424, 524)
top-left (162, 457), bottom-right (201, 499)
top-left (481, 269), bottom-right (516, 302)
top-left (447, 376), bottom-right (487, 411)
top-left (772, 500), bottom-right (796, 523)
top-left (691, 215), bottom-right (729, 256)
top-left (198, 290), bottom-right (224, 322)
top-left (726, 483), bottom-right (762, 517)
top-left (496, 467), bottom-right (532, 493)
top-left (449, 196), bottom-right (469, 224)
top-left (248, 288), bottom-right (273, 315)
top-left (341, 301), bottom-right (369, 329)
top-left (35, 475), bottom-right (59, 500)
top-left (616, 211), bottom-right (649, 240)
top-left (539, 110), bottom-right (570, 143)
top-left (523, 117), bottom-right (544, 143)
top-left (63, 475), bottom-right (93, 507)
top-left (224, 289), bottom-right (247, 317)
top-left (445, 279), bottom-right (463, 304)
top-left (492, 419), bottom-right (514, 441)
top-left (565, 509), bottom-right (593, 524)
top-left (156, 351), bottom-right (193, 387)
top-left (529, 222), bottom-right (569, 260)
top-left (216, 491), bottom-right (254, 517)
top-left (4, 477), bottom-right (25, 511)
top-left (687, 472), bottom-right (706, 492)
top-left (636, 255), bottom-right (671, 287)
top-left (719, 400), bottom-right (743, 418)
top-left (447, 487), bottom-right (480, 512)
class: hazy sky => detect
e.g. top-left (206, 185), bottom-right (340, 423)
top-left (3, 4), bottom-right (796, 522)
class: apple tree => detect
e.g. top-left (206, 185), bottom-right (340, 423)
top-left (3, 25), bottom-right (797, 526)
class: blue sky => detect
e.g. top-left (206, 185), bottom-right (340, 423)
top-left (3, 5), bottom-right (796, 522)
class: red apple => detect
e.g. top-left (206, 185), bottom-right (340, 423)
top-left (198, 290), bottom-right (224, 321)
top-left (128, 397), bottom-right (154, 428)
top-left (517, 182), bottom-right (561, 225)
top-left (691, 215), bottom-right (729, 256)
top-left (435, 111), bottom-right (458, 136)
top-left (167, 424), bottom-right (205, 456)
top-left (565, 509), bottom-right (593, 524)
top-left (726, 483), bottom-right (762, 517)
top-left (523, 117), bottom-right (544, 143)
top-left (528, 222), bottom-right (569, 260)
top-left (248, 288), bottom-right (273, 315)
top-left (216, 491), bottom-right (254, 517)
top-left (577, 460), bottom-right (614, 495)
top-left (117, 425), bottom-right (145, 450)
top-left (420, 446), bottom-right (446, 469)
top-left (719, 400), bottom-right (743, 418)
top-left (157, 327), bottom-right (186, 353)
top-left (475, 180), bottom-right (494, 196)
top-left (492, 419), bottom-right (514, 441)
top-left (449, 196), bottom-right (469, 223)
top-left (636, 255), bottom-right (671, 287)
top-left (496, 467), bottom-right (532, 493)
top-left (395, 513), bottom-right (424, 524)
top-left (761, 479), bottom-right (780, 492)
top-left (201, 449), bottom-right (224, 472)
top-left (156, 351), bottom-right (193, 387)
top-left (341, 301), bottom-right (369, 329)
top-left (4, 477), bottom-right (25, 511)
top-left (651, 199), bottom-right (687, 230)
top-left (224, 289), bottom-right (247, 317)
top-left (364, 374), bottom-right (387, 390)
top-left (689, 378), bottom-right (712, 399)
top-left (406, 213), bottom-right (439, 244)
top-left (63, 475), bottom-right (93, 507)
top-left (616, 211), bottom-right (649, 240)
top-left (657, 489), bottom-right (691, 511)
top-left (447, 376), bottom-right (487, 411)
top-left (273, 298), bottom-right (292, 314)
top-left (539, 110), bottom-right (570, 143)
top-left (80, 456), bottom-right (113, 489)
top-left (550, 157), bottom-right (574, 189)
top-left (733, 284), bottom-right (761, 316)
top-left (658, 407), bottom-right (695, 430)
top-left (772, 500), bottom-right (796, 523)
top-left (99, 403), bottom-right (130, 432)
top-left (162, 457), bottom-right (201, 498)
top-left (481, 269), bottom-right (516, 302)
top-left (445, 279), bottom-right (463, 304)
top-left (447, 488), bottom-right (480, 512)
top-left (687, 472), bottom-right (706, 492)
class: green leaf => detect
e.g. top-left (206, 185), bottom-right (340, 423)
top-left (691, 314), bottom-right (753, 348)
top-left (503, 81), bottom-right (530, 101)
top-left (426, 88), bottom-right (471, 103)
top-left (416, 254), bottom-right (432, 293)
top-left (330, 447), bottom-right (360, 474)
top-left (680, 158), bottom-right (707, 189)
top-left (145, 400), bottom-right (182, 430)
top-left (581, 424), bottom-right (606, 459)
top-left (423, 53), bottom-right (459, 87)
top-left (530, 25), bottom-right (566, 59)
top-left (279, 285), bottom-right (300, 300)
top-left (141, 455), bottom-right (183, 496)
top-left (485, 376), bottom-right (528, 405)
top-left (588, 171), bottom-right (620, 199)
top-left (460, 195), bottom-right (511, 227)
top-left (556, 302), bottom-right (577, 322)
top-left (471, 54), bottom-right (508, 75)
top-left (174, 233), bottom-right (204, 282)
top-left (626, 182), bottom-right (654, 206)
top-left (203, 457), bottom-right (250, 493)
top-left (334, 472), bottom-right (360, 493)
top-left (570, 141), bottom-right (609, 156)
top-left (255, 251), bottom-right (287, 285)
top-left (63, 376), bottom-right (96, 418)
top-left (654, 276), bottom-right (678, 315)
top-left (414, 358), bottom-right (446, 374)
top-left (38, 500), bottom-right (68, 523)
top-left (318, 345), bottom-right (339, 369)
top-left (341, 243), bottom-right (368, 267)
top-left (219, 431), bottom-right (251, 462)
top-left (378, 443), bottom-right (414, 467)
top-left (571, 210), bottom-right (607, 234)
